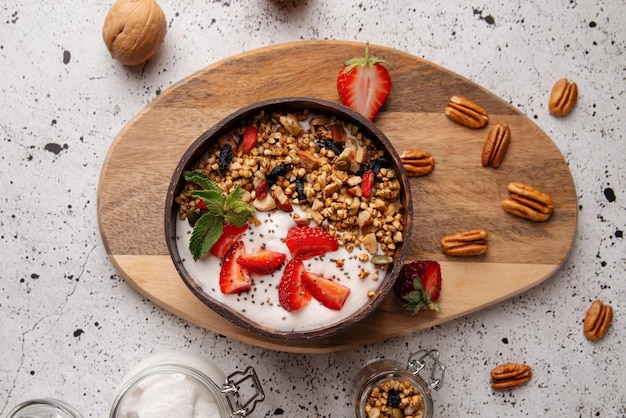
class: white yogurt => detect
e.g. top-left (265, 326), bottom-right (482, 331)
top-left (176, 209), bottom-right (386, 332)
top-left (110, 352), bottom-right (228, 418)
top-left (118, 373), bottom-right (220, 418)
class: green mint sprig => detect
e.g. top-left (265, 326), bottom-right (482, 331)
top-left (184, 171), bottom-right (254, 260)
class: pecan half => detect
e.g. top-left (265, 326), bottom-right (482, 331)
top-left (441, 229), bottom-right (488, 256)
top-left (400, 149), bottom-right (435, 177)
top-left (502, 182), bottom-right (554, 222)
top-left (549, 77), bottom-right (578, 117)
top-left (490, 363), bottom-right (532, 390)
top-left (445, 95), bottom-right (489, 128)
top-left (481, 123), bottom-right (510, 168)
top-left (583, 299), bottom-right (613, 341)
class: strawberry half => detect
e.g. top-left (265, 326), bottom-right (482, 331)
top-left (393, 260), bottom-right (442, 314)
top-left (278, 259), bottom-right (311, 311)
top-left (210, 222), bottom-right (249, 258)
top-left (337, 42), bottom-right (391, 121)
top-left (236, 249), bottom-right (286, 275)
top-left (285, 225), bottom-right (339, 260)
top-left (301, 271), bottom-right (350, 311)
top-left (219, 241), bottom-right (251, 294)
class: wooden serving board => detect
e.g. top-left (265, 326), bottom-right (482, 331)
top-left (97, 40), bottom-right (577, 353)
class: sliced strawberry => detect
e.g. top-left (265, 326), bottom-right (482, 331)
top-left (337, 42), bottom-right (391, 121)
top-left (197, 199), bottom-right (207, 210)
top-left (236, 249), bottom-right (286, 275)
top-left (393, 260), bottom-right (442, 314)
top-left (361, 168), bottom-right (374, 198)
top-left (301, 271), bottom-right (350, 311)
top-left (278, 259), bottom-right (311, 311)
top-left (219, 241), bottom-right (251, 294)
top-left (242, 126), bottom-right (258, 153)
top-left (210, 223), bottom-right (249, 258)
top-left (285, 225), bottom-right (339, 260)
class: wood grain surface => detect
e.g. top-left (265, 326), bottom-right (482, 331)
top-left (97, 40), bottom-right (577, 353)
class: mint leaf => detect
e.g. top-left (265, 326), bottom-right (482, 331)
top-left (191, 189), bottom-right (224, 207)
top-left (184, 173), bottom-right (253, 259)
top-left (224, 185), bottom-right (254, 227)
top-left (189, 211), bottom-right (224, 261)
top-left (184, 171), bottom-right (222, 193)
top-left (224, 184), bottom-right (244, 210)
top-left (224, 208), bottom-right (252, 227)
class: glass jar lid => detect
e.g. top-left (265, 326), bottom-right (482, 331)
top-left (7, 398), bottom-right (83, 418)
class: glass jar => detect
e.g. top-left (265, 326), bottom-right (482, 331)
top-left (7, 398), bottom-right (83, 418)
top-left (109, 352), bottom-right (264, 418)
top-left (354, 349), bottom-right (445, 418)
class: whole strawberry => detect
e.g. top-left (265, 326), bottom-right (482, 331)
top-left (337, 42), bottom-right (391, 121)
top-left (393, 261), bottom-right (442, 314)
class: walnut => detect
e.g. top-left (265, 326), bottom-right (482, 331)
top-left (102, 0), bottom-right (167, 66)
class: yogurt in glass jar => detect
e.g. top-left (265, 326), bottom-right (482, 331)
top-left (109, 352), bottom-right (264, 418)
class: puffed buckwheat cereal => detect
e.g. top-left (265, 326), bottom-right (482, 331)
top-left (176, 108), bottom-right (406, 260)
top-left (365, 378), bottom-right (425, 418)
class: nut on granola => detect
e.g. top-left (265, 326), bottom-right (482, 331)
top-left (490, 363), bottom-right (532, 390)
top-left (583, 299), bottom-right (613, 341)
top-left (441, 229), bottom-right (488, 256)
top-left (502, 182), bottom-right (554, 222)
top-left (445, 95), bottom-right (489, 128)
top-left (549, 77), bottom-right (578, 117)
top-left (400, 149), bottom-right (435, 177)
top-left (481, 123), bottom-right (510, 168)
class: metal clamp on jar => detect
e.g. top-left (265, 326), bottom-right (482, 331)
top-left (354, 349), bottom-right (445, 418)
top-left (109, 352), bottom-right (265, 418)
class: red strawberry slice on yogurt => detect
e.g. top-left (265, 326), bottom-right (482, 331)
top-left (219, 241), bottom-right (251, 294)
top-left (285, 225), bottom-right (339, 260)
top-left (210, 222), bottom-right (248, 258)
top-left (236, 249), bottom-right (286, 275)
top-left (277, 259), bottom-right (311, 311)
top-left (301, 271), bottom-right (351, 311)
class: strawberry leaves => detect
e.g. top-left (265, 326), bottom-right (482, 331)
top-left (393, 260), bottom-right (442, 314)
top-left (403, 277), bottom-right (441, 314)
top-left (184, 171), bottom-right (254, 260)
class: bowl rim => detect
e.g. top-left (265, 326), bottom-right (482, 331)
top-left (164, 96), bottom-right (413, 341)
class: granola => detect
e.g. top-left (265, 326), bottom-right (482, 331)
top-left (176, 109), bottom-right (406, 259)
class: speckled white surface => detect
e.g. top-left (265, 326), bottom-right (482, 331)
top-left (1, 1), bottom-right (625, 417)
